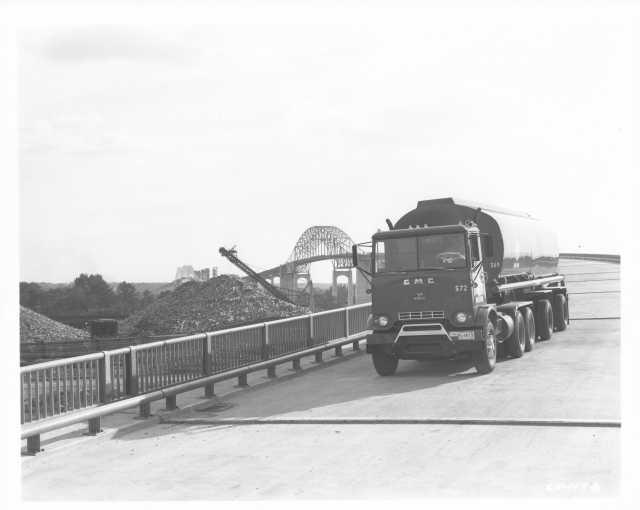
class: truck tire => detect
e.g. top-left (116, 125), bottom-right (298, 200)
top-left (523, 306), bottom-right (536, 352)
top-left (553, 294), bottom-right (569, 331)
top-left (535, 299), bottom-right (553, 341)
top-left (508, 310), bottom-right (526, 358)
top-left (472, 320), bottom-right (497, 374)
top-left (372, 350), bottom-right (399, 376)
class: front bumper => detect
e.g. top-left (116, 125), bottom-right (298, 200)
top-left (366, 323), bottom-right (483, 358)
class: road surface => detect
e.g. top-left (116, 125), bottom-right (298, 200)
top-left (22, 259), bottom-right (620, 499)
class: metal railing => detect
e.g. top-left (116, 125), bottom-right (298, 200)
top-left (21, 303), bottom-right (371, 453)
top-left (20, 353), bottom-right (104, 425)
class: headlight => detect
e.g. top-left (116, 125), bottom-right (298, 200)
top-left (374, 315), bottom-right (389, 327)
top-left (454, 312), bottom-right (469, 324)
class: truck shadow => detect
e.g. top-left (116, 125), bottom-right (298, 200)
top-left (111, 355), bottom-right (511, 442)
top-left (396, 356), bottom-right (477, 376)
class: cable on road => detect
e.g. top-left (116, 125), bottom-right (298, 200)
top-left (570, 291), bottom-right (620, 295)
top-left (565, 278), bottom-right (620, 283)
top-left (161, 417), bottom-right (621, 428)
top-left (562, 271), bottom-right (620, 276)
top-left (571, 317), bottom-right (620, 321)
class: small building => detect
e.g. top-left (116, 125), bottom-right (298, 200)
top-left (89, 319), bottom-right (118, 338)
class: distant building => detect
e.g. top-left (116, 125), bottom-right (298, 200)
top-left (175, 265), bottom-right (195, 280)
top-left (211, 266), bottom-right (218, 278)
top-left (194, 268), bottom-right (210, 282)
top-left (175, 265), bottom-right (214, 282)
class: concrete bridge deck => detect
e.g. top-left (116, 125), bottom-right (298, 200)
top-left (22, 259), bottom-right (620, 499)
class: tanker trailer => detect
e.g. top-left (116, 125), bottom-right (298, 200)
top-left (352, 197), bottom-right (569, 375)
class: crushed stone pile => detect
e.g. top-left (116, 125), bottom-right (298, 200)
top-left (119, 275), bottom-right (306, 336)
top-left (20, 306), bottom-right (91, 344)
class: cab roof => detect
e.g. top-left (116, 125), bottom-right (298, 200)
top-left (372, 224), bottom-right (473, 241)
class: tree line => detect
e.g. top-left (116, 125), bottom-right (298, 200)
top-left (20, 273), bottom-right (157, 320)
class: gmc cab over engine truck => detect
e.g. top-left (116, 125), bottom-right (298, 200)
top-left (352, 197), bottom-right (569, 375)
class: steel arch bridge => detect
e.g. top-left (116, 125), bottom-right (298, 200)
top-left (258, 226), bottom-right (356, 279)
top-left (221, 225), bottom-right (368, 307)
top-left (286, 226), bottom-right (354, 273)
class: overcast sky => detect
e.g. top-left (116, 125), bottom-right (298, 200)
top-left (18, 6), bottom-right (632, 283)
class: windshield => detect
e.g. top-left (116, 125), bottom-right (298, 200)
top-left (374, 233), bottom-right (468, 273)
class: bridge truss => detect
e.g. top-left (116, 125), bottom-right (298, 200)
top-left (221, 226), bottom-right (359, 307)
top-left (283, 226), bottom-right (355, 274)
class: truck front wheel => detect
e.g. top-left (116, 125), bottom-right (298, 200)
top-left (472, 321), bottom-right (497, 374)
top-left (371, 350), bottom-right (399, 376)
top-left (535, 299), bottom-right (553, 340)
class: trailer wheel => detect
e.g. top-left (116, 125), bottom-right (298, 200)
top-left (508, 310), bottom-right (526, 358)
top-left (371, 350), bottom-right (399, 376)
top-left (472, 320), bottom-right (497, 374)
top-left (523, 307), bottom-right (536, 352)
top-left (535, 299), bottom-right (553, 341)
top-left (553, 294), bottom-right (569, 331)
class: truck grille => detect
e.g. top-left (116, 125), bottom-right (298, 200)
top-left (398, 311), bottom-right (445, 321)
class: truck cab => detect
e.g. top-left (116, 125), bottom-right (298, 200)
top-left (360, 223), bottom-right (497, 375)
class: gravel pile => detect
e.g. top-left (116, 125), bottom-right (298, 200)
top-left (20, 306), bottom-right (91, 344)
top-left (119, 275), bottom-right (306, 336)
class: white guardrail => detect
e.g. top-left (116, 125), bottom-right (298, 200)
top-left (20, 303), bottom-right (372, 454)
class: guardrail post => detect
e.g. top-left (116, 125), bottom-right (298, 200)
top-left (267, 365), bottom-right (276, 378)
top-left (99, 351), bottom-right (113, 404)
top-left (292, 358), bottom-right (301, 371)
top-left (125, 347), bottom-right (138, 396)
top-left (88, 417), bottom-right (101, 435)
top-left (314, 351), bottom-right (323, 363)
top-left (237, 374), bottom-right (248, 387)
top-left (165, 395), bottom-right (177, 410)
top-left (345, 307), bottom-right (350, 338)
top-left (203, 334), bottom-right (214, 397)
top-left (26, 435), bottom-right (41, 455)
top-left (334, 345), bottom-right (343, 357)
top-left (139, 402), bottom-right (151, 418)
top-left (308, 314), bottom-right (314, 347)
top-left (126, 347), bottom-right (149, 418)
top-left (261, 323), bottom-right (270, 361)
top-left (352, 339), bottom-right (361, 351)
top-left (88, 352), bottom-right (112, 435)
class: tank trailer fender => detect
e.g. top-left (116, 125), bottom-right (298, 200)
top-left (473, 305), bottom-right (497, 330)
top-left (489, 301), bottom-right (535, 342)
top-left (471, 305), bottom-right (499, 346)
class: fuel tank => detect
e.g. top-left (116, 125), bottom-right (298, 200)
top-left (394, 197), bottom-right (559, 288)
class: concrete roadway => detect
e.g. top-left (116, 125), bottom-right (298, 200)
top-left (22, 259), bottom-right (620, 499)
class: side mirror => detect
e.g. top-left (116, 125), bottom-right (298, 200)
top-left (352, 245), bottom-right (359, 267)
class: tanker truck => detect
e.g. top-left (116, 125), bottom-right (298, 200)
top-left (352, 197), bottom-right (569, 375)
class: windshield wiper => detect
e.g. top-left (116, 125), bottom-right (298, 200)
top-left (471, 261), bottom-right (484, 285)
